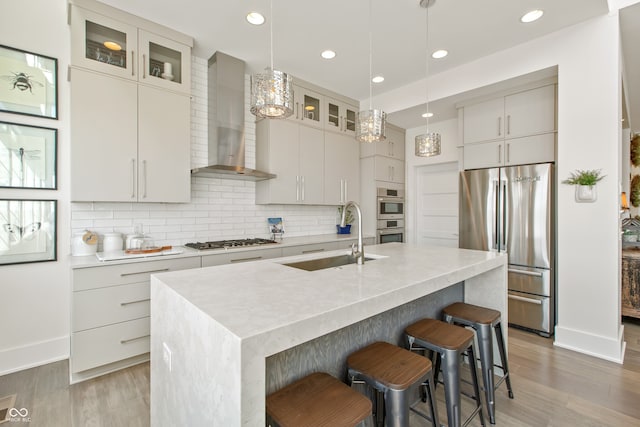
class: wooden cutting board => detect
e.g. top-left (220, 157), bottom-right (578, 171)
top-left (124, 245), bottom-right (172, 254)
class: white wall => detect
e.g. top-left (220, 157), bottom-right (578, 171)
top-left (0, 0), bottom-right (71, 374)
top-left (378, 14), bottom-right (625, 362)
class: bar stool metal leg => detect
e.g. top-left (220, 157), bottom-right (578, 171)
top-left (494, 322), bottom-right (514, 399)
top-left (475, 322), bottom-right (496, 424)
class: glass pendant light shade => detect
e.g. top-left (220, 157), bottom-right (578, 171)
top-left (356, 109), bottom-right (386, 143)
top-left (250, 68), bottom-right (293, 119)
top-left (415, 132), bottom-right (441, 156)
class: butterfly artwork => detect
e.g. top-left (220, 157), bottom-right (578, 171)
top-left (3, 222), bottom-right (41, 243)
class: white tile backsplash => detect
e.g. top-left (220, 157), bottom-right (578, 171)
top-left (71, 55), bottom-right (340, 249)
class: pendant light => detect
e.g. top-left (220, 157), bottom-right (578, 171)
top-left (415, 0), bottom-right (441, 157)
top-left (356, 0), bottom-right (386, 143)
top-left (250, 0), bottom-right (294, 119)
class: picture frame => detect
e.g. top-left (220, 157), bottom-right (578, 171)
top-left (268, 217), bottom-right (284, 239)
top-left (0, 121), bottom-right (57, 189)
top-left (0, 45), bottom-right (57, 119)
top-left (0, 199), bottom-right (56, 265)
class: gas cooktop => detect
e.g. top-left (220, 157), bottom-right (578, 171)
top-left (185, 238), bottom-right (278, 250)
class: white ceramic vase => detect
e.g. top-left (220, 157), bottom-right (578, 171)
top-left (575, 184), bottom-right (597, 203)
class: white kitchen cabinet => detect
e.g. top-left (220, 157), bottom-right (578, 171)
top-left (375, 156), bottom-right (405, 184)
top-left (324, 132), bottom-right (360, 205)
top-left (325, 97), bottom-right (358, 136)
top-left (360, 124), bottom-right (405, 160)
top-left (463, 133), bottom-right (555, 170)
top-left (288, 84), bottom-right (324, 130)
top-left (70, 256), bottom-right (200, 382)
top-left (70, 2), bottom-right (191, 94)
top-left (70, 68), bottom-right (190, 202)
top-left (463, 85), bottom-right (555, 145)
top-left (256, 120), bottom-right (324, 204)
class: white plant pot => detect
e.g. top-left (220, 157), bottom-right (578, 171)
top-left (575, 185), bottom-right (597, 203)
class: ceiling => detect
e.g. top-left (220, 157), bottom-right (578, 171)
top-left (99, 0), bottom-right (613, 128)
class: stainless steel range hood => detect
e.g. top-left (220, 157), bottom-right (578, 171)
top-left (191, 52), bottom-right (275, 181)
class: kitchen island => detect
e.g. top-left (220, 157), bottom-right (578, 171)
top-left (150, 243), bottom-right (507, 426)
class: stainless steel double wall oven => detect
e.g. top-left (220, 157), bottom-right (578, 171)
top-left (377, 188), bottom-right (405, 244)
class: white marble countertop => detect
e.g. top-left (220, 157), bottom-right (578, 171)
top-left (69, 233), bottom-right (372, 269)
top-left (154, 243), bottom-right (505, 353)
top-left (151, 243), bottom-right (508, 426)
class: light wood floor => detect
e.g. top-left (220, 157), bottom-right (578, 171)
top-left (1, 321), bottom-right (639, 426)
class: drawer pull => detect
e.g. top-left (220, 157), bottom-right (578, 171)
top-left (508, 268), bottom-right (543, 278)
top-left (120, 298), bottom-right (151, 307)
top-left (230, 256), bottom-right (262, 263)
top-left (302, 249), bottom-right (325, 254)
top-left (120, 268), bottom-right (169, 277)
top-left (120, 334), bottom-right (150, 345)
top-left (508, 294), bottom-right (542, 305)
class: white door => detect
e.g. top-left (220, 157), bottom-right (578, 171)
top-left (415, 162), bottom-right (459, 247)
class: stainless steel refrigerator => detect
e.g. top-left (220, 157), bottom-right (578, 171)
top-left (459, 163), bottom-right (554, 337)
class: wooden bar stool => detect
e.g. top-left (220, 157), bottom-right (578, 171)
top-left (266, 372), bottom-right (372, 427)
top-left (347, 341), bottom-right (440, 427)
top-left (443, 302), bottom-right (514, 424)
top-left (405, 318), bottom-right (485, 427)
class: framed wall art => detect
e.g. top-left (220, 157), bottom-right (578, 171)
top-left (0, 121), bottom-right (57, 189)
top-left (0, 199), bottom-right (56, 265)
top-left (0, 45), bottom-right (57, 119)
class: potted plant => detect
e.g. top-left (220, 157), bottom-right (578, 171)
top-left (337, 206), bottom-right (354, 234)
top-left (562, 169), bottom-right (605, 203)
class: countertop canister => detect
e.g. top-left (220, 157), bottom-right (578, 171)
top-left (103, 232), bottom-right (123, 252)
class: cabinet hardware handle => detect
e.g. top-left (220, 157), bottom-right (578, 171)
top-left (230, 256), bottom-right (262, 263)
top-left (508, 268), bottom-right (543, 277)
top-left (120, 335), bottom-right (150, 345)
top-left (498, 145), bottom-right (502, 163)
top-left (142, 54), bottom-right (146, 78)
top-left (506, 143), bottom-right (510, 163)
top-left (296, 102), bottom-right (300, 120)
top-left (340, 179), bottom-right (344, 203)
top-left (131, 51), bottom-right (135, 76)
top-left (301, 176), bottom-right (305, 201)
top-left (296, 176), bottom-right (300, 201)
top-left (507, 115), bottom-right (511, 135)
top-left (390, 142), bottom-right (394, 157)
top-left (302, 248), bottom-right (325, 254)
top-left (340, 116), bottom-right (344, 131)
top-left (508, 294), bottom-right (542, 305)
top-left (121, 268), bottom-right (170, 277)
top-left (120, 298), bottom-right (151, 306)
top-left (131, 159), bottom-right (136, 199)
top-left (142, 160), bottom-right (147, 198)
top-left (498, 117), bottom-right (502, 136)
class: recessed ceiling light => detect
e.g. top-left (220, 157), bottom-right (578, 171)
top-left (321, 50), bottom-right (336, 59)
top-left (372, 75), bottom-right (385, 83)
top-left (422, 112), bottom-right (434, 118)
top-left (520, 9), bottom-right (543, 23)
top-left (246, 12), bottom-right (265, 25)
top-left (103, 41), bottom-right (122, 51)
top-left (431, 49), bottom-right (448, 59)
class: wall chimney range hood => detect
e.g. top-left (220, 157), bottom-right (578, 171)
top-left (191, 52), bottom-right (276, 181)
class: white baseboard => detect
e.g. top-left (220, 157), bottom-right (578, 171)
top-left (0, 336), bottom-right (69, 376)
top-left (554, 324), bottom-right (626, 364)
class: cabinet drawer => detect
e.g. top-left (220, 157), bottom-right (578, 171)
top-left (201, 248), bottom-right (283, 267)
top-left (71, 317), bottom-right (150, 373)
top-left (281, 243), bottom-right (338, 257)
top-left (73, 282), bottom-right (150, 332)
top-left (73, 257), bottom-right (200, 291)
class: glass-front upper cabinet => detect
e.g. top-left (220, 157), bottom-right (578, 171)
top-left (71, 7), bottom-right (137, 80)
top-left (70, 5), bottom-right (191, 94)
top-left (138, 31), bottom-right (191, 93)
top-left (289, 86), bottom-right (323, 129)
top-left (325, 97), bottom-right (358, 136)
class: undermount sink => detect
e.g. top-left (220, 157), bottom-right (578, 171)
top-left (283, 254), bottom-right (376, 271)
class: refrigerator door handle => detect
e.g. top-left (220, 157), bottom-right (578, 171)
top-left (501, 181), bottom-right (507, 250)
top-left (493, 181), bottom-right (499, 250)
top-left (508, 268), bottom-right (544, 277)
top-left (508, 294), bottom-right (543, 305)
